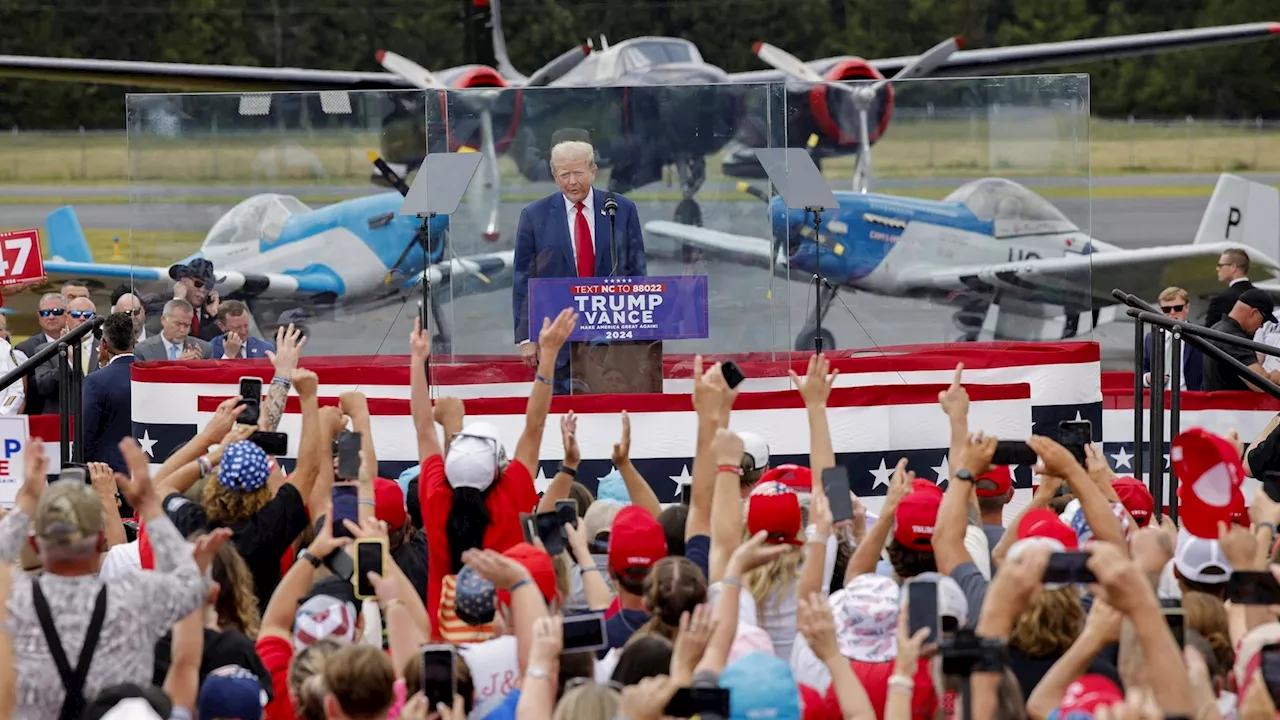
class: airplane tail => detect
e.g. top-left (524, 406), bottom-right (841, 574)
top-left (45, 206), bottom-right (94, 263)
top-left (1193, 173), bottom-right (1280, 265)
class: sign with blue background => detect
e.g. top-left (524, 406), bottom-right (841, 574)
top-left (529, 275), bottom-right (709, 342)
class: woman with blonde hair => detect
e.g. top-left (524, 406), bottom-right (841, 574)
top-left (1008, 588), bottom-right (1120, 700)
top-left (551, 683), bottom-right (620, 720)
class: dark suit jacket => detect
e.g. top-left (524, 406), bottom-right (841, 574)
top-left (1205, 280), bottom-right (1254, 327)
top-left (512, 188), bottom-right (647, 349)
top-left (210, 334), bottom-right (276, 360)
top-left (1142, 331), bottom-right (1204, 391)
top-left (192, 304), bottom-right (221, 342)
top-left (133, 334), bottom-right (213, 362)
top-left (16, 333), bottom-right (56, 414)
top-left (32, 338), bottom-right (100, 416)
top-left (82, 354), bottom-right (134, 472)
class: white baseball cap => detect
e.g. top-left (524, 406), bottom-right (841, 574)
top-left (1174, 528), bottom-right (1233, 585)
top-left (739, 431), bottom-right (770, 470)
top-left (445, 421), bottom-right (505, 492)
top-left (902, 572), bottom-right (970, 628)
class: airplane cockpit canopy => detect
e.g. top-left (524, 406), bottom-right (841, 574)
top-left (559, 37), bottom-right (703, 85)
top-left (203, 194), bottom-right (311, 248)
top-left (945, 178), bottom-right (1077, 229)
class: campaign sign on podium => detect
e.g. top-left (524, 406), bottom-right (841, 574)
top-left (527, 275), bottom-right (709, 342)
top-left (528, 276), bottom-right (709, 394)
top-left (0, 414), bottom-right (29, 507)
top-left (0, 229), bottom-right (46, 288)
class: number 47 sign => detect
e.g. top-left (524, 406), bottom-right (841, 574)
top-left (0, 229), bottom-right (46, 287)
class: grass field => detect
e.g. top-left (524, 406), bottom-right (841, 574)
top-left (1, 116), bottom-right (1277, 186)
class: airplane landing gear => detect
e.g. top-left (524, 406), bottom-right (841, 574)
top-left (795, 282), bottom-right (839, 351)
top-left (949, 291), bottom-right (990, 342)
top-left (673, 156), bottom-right (706, 226)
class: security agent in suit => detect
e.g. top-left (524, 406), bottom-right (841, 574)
top-left (82, 312), bottom-right (136, 472)
top-left (16, 292), bottom-right (67, 414)
top-left (1141, 286), bottom-right (1204, 391)
top-left (511, 139), bottom-right (647, 393)
top-left (210, 300), bottom-right (277, 360)
top-left (33, 296), bottom-right (101, 416)
top-left (1205, 248), bottom-right (1253, 326)
top-left (134, 299), bottom-right (214, 362)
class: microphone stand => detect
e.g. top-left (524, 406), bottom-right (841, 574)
top-left (415, 212), bottom-right (434, 384)
top-left (805, 205), bottom-right (827, 354)
top-left (606, 193), bottom-right (619, 276)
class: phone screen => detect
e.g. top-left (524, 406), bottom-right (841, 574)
top-left (991, 441), bottom-right (1039, 467)
top-left (238, 377), bottom-right (263, 426)
top-left (355, 540), bottom-right (384, 599)
top-left (555, 499), bottom-right (578, 528)
top-left (332, 485), bottom-right (359, 539)
top-left (1228, 570), bottom-right (1280, 605)
top-left (1058, 420), bottom-right (1092, 466)
top-left (336, 431), bottom-right (362, 480)
top-left (562, 612), bottom-right (607, 653)
top-left (1164, 609), bottom-right (1185, 648)
top-left (907, 580), bottom-right (939, 643)
top-left (249, 430), bottom-right (288, 456)
top-left (535, 511), bottom-right (567, 556)
top-left (420, 645), bottom-right (457, 708)
top-left (519, 513), bottom-right (536, 544)
top-left (1042, 552), bottom-right (1098, 584)
top-left (721, 360), bottom-right (745, 389)
top-left (664, 687), bottom-right (731, 718)
top-left (821, 466), bottom-right (854, 523)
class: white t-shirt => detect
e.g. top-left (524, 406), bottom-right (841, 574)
top-left (964, 525), bottom-right (992, 580)
top-left (755, 535), bottom-right (838, 662)
top-left (98, 541), bottom-right (142, 580)
top-left (459, 635), bottom-right (519, 710)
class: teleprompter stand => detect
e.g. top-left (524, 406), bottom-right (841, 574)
top-left (752, 148), bottom-right (841, 353)
top-left (398, 152), bottom-right (484, 375)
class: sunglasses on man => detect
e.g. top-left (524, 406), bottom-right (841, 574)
top-left (38, 309), bottom-right (65, 317)
top-left (1161, 304), bottom-right (1185, 314)
top-left (68, 310), bottom-right (95, 320)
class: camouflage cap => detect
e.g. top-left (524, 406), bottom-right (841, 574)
top-left (34, 479), bottom-right (105, 546)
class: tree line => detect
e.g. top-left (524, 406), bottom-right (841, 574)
top-left (0, 0), bottom-right (1276, 130)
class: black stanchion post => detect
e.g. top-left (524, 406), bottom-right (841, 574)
top-left (1132, 316), bottom-right (1144, 481)
top-left (70, 338), bottom-right (85, 464)
top-left (56, 342), bottom-right (70, 467)
top-left (1149, 326), bottom-right (1164, 512)
top-left (1169, 334), bottom-right (1182, 524)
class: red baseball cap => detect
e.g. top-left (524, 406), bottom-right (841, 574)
top-left (1112, 476), bottom-right (1154, 527)
top-left (974, 466), bottom-right (1013, 499)
top-left (892, 480), bottom-right (944, 551)
top-left (1017, 508), bottom-right (1079, 550)
top-left (1058, 675), bottom-right (1124, 715)
top-left (1174, 428), bottom-right (1245, 539)
top-left (372, 478), bottom-right (407, 531)
top-left (608, 506), bottom-right (667, 579)
top-left (747, 482), bottom-right (804, 546)
top-left (494, 542), bottom-right (558, 606)
top-left (759, 464), bottom-right (812, 493)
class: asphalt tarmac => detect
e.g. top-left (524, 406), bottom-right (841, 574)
top-left (2, 173), bottom-right (1264, 369)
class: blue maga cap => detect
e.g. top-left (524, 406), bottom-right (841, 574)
top-left (454, 565), bottom-right (496, 626)
top-left (218, 441), bottom-right (271, 493)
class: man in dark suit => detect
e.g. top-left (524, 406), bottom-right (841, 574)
top-left (169, 258), bottom-right (224, 342)
top-left (82, 312), bottom-right (136, 472)
top-left (32, 296), bottom-right (100, 416)
top-left (512, 140), bottom-right (647, 392)
top-left (1142, 286), bottom-right (1205, 391)
top-left (210, 300), bottom-right (276, 360)
top-left (1205, 248), bottom-right (1253, 326)
top-left (16, 292), bottom-right (67, 415)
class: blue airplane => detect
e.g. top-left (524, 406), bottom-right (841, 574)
top-left (646, 173), bottom-right (1280, 348)
top-left (29, 184), bottom-right (513, 340)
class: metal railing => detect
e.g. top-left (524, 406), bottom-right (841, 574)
top-left (1112, 289), bottom-right (1280, 522)
top-left (0, 316), bottom-right (105, 466)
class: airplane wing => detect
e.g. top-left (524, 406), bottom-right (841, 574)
top-left (644, 221), bottom-right (782, 267)
top-left (898, 242), bottom-right (1280, 310)
top-left (42, 260), bottom-right (346, 298)
top-left (0, 56), bottom-right (411, 91)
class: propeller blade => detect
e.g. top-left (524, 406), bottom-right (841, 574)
top-left (875, 36), bottom-right (962, 92)
top-left (853, 107), bottom-right (873, 194)
top-left (753, 42), bottom-right (824, 83)
top-left (489, 0), bottom-right (527, 83)
top-left (375, 50), bottom-right (444, 90)
top-left (524, 43), bottom-right (592, 87)
top-left (468, 108), bottom-right (502, 242)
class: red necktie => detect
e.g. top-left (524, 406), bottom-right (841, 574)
top-left (191, 310), bottom-right (200, 337)
top-left (574, 202), bottom-right (595, 278)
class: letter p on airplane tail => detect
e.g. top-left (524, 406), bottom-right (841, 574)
top-left (1194, 174), bottom-right (1280, 265)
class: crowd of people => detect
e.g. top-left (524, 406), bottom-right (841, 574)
top-left (0, 298), bottom-right (1276, 720)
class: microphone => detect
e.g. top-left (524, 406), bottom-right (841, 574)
top-left (606, 192), bottom-right (620, 276)
top-left (603, 193), bottom-right (618, 216)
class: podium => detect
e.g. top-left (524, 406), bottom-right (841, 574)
top-left (528, 275), bottom-right (710, 395)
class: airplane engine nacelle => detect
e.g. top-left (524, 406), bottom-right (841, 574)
top-left (441, 66), bottom-right (522, 155)
top-left (807, 59), bottom-right (895, 149)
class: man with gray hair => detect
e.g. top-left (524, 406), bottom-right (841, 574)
top-left (112, 292), bottom-right (150, 343)
top-left (511, 138), bottom-right (648, 391)
top-left (133, 298), bottom-right (213, 361)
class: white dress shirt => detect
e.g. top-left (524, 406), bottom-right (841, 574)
top-left (1256, 322), bottom-right (1280, 373)
top-left (105, 352), bottom-right (134, 367)
top-left (1146, 332), bottom-right (1190, 390)
top-left (1232, 277), bottom-right (1251, 286)
top-left (520, 190), bottom-right (596, 346)
top-left (161, 336), bottom-right (185, 360)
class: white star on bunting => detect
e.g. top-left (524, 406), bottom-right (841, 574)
top-left (534, 465), bottom-right (553, 494)
top-left (1110, 446), bottom-right (1133, 470)
top-left (869, 458), bottom-right (895, 490)
top-left (138, 430), bottom-right (158, 458)
top-left (669, 464), bottom-right (693, 495)
top-left (932, 455), bottom-right (950, 485)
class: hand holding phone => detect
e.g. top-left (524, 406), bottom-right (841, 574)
top-left (991, 441), bottom-right (1038, 467)
top-left (821, 467), bottom-right (854, 524)
top-left (535, 511), bottom-right (567, 556)
top-left (332, 485), bottom-right (359, 539)
top-left (1042, 552), bottom-right (1097, 585)
top-left (353, 538), bottom-right (387, 599)
top-left (907, 580), bottom-right (939, 643)
top-left (561, 612), bottom-right (608, 653)
top-left (419, 645), bottom-right (457, 709)
top-left (336, 431), bottom-right (362, 480)
top-left (238, 376), bottom-right (263, 427)
top-left (1058, 420), bottom-right (1092, 467)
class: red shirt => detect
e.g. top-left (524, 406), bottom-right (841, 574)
top-left (835, 659), bottom-right (937, 719)
top-left (421, 454), bottom-right (538, 640)
top-left (255, 635), bottom-right (294, 720)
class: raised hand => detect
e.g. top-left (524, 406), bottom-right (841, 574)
top-left (958, 432), bottom-right (998, 476)
top-left (115, 438), bottom-right (159, 512)
top-left (711, 428), bottom-right (744, 467)
top-left (528, 615), bottom-right (564, 670)
top-left (434, 397), bottom-right (465, 432)
top-left (318, 406), bottom-right (348, 439)
top-left (462, 548), bottom-right (531, 591)
top-left (343, 516), bottom-right (390, 541)
top-left (612, 411), bottom-right (632, 466)
top-left (88, 462), bottom-right (116, 499)
top-left (671, 604), bottom-right (718, 681)
top-left (266, 323), bottom-right (306, 379)
top-left (17, 437), bottom-right (49, 518)
top-left (1027, 435), bottom-right (1084, 484)
top-left (292, 368), bottom-right (319, 399)
top-left (619, 675), bottom-right (680, 720)
top-left (201, 396), bottom-right (244, 442)
top-left (409, 316), bottom-right (431, 361)
top-left (796, 592), bottom-right (841, 662)
top-left (790, 353), bottom-right (839, 408)
top-left (884, 458), bottom-right (913, 511)
top-left (179, 345), bottom-right (202, 361)
top-left (561, 412), bottom-right (580, 466)
top-left (938, 362), bottom-right (969, 420)
top-left (192, 528), bottom-right (233, 574)
top-left (220, 422), bottom-right (256, 448)
top-left (339, 391), bottom-right (369, 419)
top-left (223, 331), bottom-right (243, 360)
top-left (538, 308), bottom-right (578, 354)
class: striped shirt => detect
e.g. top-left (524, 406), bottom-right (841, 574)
top-left (0, 510), bottom-right (207, 720)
